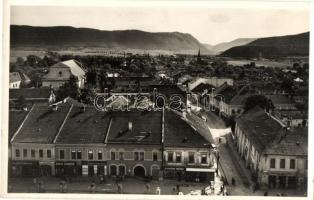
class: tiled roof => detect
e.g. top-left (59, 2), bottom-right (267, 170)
top-left (55, 107), bottom-right (111, 144)
top-left (43, 59), bottom-right (85, 81)
top-left (236, 106), bottom-right (283, 151)
top-left (9, 72), bottom-right (22, 83)
top-left (191, 83), bottom-right (215, 94)
top-left (9, 110), bottom-right (28, 141)
top-left (266, 95), bottom-right (295, 105)
top-left (9, 88), bottom-right (52, 100)
top-left (107, 111), bottom-right (162, 144)
top-left (164, 111), bottom-right (211, 148)
top-left (12, 104), bottom-right (71, 143)
top-left (264, 128), bottom-right (307, 156)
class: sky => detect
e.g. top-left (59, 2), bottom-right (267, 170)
top-left (10, 3), bottom-right (310, 45)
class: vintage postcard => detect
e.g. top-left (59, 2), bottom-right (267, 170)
top-left (1, 0), bottom-right (312, 199)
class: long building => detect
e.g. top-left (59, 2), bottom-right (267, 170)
top-left (9, 104), bottom-right (216, 182)
top-left (234, 106), bottom-right (308, 190)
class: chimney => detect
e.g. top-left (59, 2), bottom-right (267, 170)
top-left (128, 122), bottom-right (133, 131)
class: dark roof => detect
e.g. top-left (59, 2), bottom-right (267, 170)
top-left (273, 110), bottom-right (308, 119)
top-left (9, 72), bottom-right (22, 83)
top-left (191, 83), bottom-right (215, 94)
top-left (55, 107), bottom-right (111, 144)
top-left (214, 84), bottom-right (237, 103)
top-left (236, 106), bottom-right (283, 151)
top-left (265, 128), bottom-right (308, 156)
top-left (12, 104), bottom-right (71, 143)
top-left (9, 110), bottom-right (28, 141)
top-left (266, 95), bottom-right (295, 105)
top-left (106, 111), bottom-right (162, 145)
top-left (164, 111), bottom-right (211, 148)
top-left (9, 88), bottom-right (52, 100)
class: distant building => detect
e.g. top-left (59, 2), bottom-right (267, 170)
top-left (234, 107), bottom-right (307, 190)
top-left (272, 110), bottom-right (308, 128)
top-left (266, 95), bottom-right (297, 110)
top-left (9, 72), bottom-right (22, 89)
top-left (42, 60), bottom-right (86, 89)
top-left (188, 77), bottom-right (233, 91)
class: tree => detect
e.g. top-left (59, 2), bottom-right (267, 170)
top-left (56, 75), bottom-right (80, 101)
top-left (80, 86), bottom-right (97, 105)
top-left (244, 95), bottom-right (273, 112)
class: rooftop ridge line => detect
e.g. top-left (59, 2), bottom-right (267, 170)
top-left (10, 104), bottom-right (35, 143)
top-left (104, 116), bottom-right (113, 145)
top-left (53, 104), bottom-right (73, 144)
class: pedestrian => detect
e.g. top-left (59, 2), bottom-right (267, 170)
top-left (63, 183), bottom-right (68, 193)
top-left (264, 191), bottom-right (268, 196)
top-left (231, 177), bottom-right (236, 186)
top-left (145, 183), bottom-right (150, 194)
top-left (59, 182), bottom-right (63, 193)
top-left (156, 186), bottom-right (161, 195)
top-left (117, 183), bottom-right (123, 194)
top-left (176, 184), bottom-right (180, 192)
top-left (223, 187), bottom-right (227, 196)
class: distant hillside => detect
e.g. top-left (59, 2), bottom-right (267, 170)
top-left (10, 25), bottom-right (208, 52)
top-left (209, 38), bottom-right (257, 54)
top-left (221, 32), bottom-right (309, 58)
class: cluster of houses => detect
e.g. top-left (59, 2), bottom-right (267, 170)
top-left (8, 58), bottom-right (308, 191)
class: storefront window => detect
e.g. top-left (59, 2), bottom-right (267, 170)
top-left (189, 153), bottom-right (194, 163)
top-left (47, 150), bottom-right (51, 158)
top-left (119, 152), bottom-right (124, 160)
top-left (98, 151), bottom-right (103, 160)
top-left (153, 152), bottom-right (158, 161)
top-left (23, 149), bottom-right (27, 158)
top-left (60, 150), bottom-right (65, 159)
top-left (77, 151), bottom-right (82, 159)
top-left (39, 150), bottom-right (43, 158)
top-left (176, 153), bottom-right (182, 163)
top-left (71, 151), bottom-right (76, 159)
top-left (111, 152), bottom-right (116, 160)
top-left (15, 149), bottom-right (20, 157)
top-left (88, 150), bottom-right (93, 160)
top-left (201, 154), bottom-right (207, 164)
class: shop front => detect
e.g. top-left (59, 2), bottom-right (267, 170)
top-left (11, 160), bottom-right (39, 177)
top-left (163, 167), bottom-right (185, 180)
top-left (55, 161), bottom-right (78, 177)
top-left (185, 168), bottom-right (215, 182)
top-left (81, 161), bottom-right (107, 177)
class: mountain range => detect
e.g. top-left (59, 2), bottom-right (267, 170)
top-left (10, 25), bottom-right (208, 52)
top-left (220, 32), bottom-right (310, 58)
top-left (204, 38), bottom-right (257, 54)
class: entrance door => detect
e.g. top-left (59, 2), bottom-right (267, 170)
top-left (134, 166), bottom-right (145, 177)
top-left (268, 175), bottom-right (276, 189)
top-left (110, 165), bottom-right (117, 176)
top-left (88, 165), bottom-right (94, 176)
top-left (288, 176), bottom-right (297, 189)
top-left (118, 166), bottom-right (125, 176)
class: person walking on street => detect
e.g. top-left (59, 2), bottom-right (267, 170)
top-left (231, 177), bottom-right (236, 186)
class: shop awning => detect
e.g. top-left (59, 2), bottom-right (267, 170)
top-left (186, 168), bottom-right (216, 172)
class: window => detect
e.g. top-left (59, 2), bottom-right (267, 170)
top-left (77, 151), bottom-right (82, 159)
top-left (88, 150), bottom-right (93, 160)
top-left (290, 159), bottom-right (296, 169)
top-left (71, 151), bottom-right (76, 159)
top-left (134, 152), bottom-right (139, 161)
top-left (188, 152), bottom-right (194, 163)
top-left (176, 152), bottom-right (182, 163)
top-left (140, 152), bottom-right (144, 161)
top-left (98, 151), bottom-right (103, 160)
top-left (280, 159), bottom-right (286, 169)
top-left (270, 158), bottom-right (276, 168)
top-left (153, 152), bottom-right (158, 161)
top-left (60, 150), bottom-right (65, 159)
top-left (39, 150), bottom-right (43, 158)
top-left (15, 149), bottom-right (20, 157)
top-left (201, 154), bottom-right (207, 164)
top-left (111, 152), bottom-right (116, 160)
top-left (31, 149), bottom-right (35, 158)
top-left (23, 149), bottom-right (27, 158)
top-left (119, 152), bottom-right (124, 160)
top-left (168, 152), bottom-right (173, 162)
top-left (47, 150), bottom-right (51, 158)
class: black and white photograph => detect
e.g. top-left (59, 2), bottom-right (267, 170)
top-left (1, 0), bottom-right (312, 198)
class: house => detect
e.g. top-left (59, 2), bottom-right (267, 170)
top-left (234, 107), bottom-right (307, 190)
top-left (9, 72), bottom-right (22, 89)
top-left (188, 77), bottom-right (233, 91)
top-left (272, 110), bottom-right (308, 128)
top-left (9, 88), bottom-right (56, 109)
top-left (9, 105), bottom-right (216, 182)
top-left (42, 60), bottom-right (86, 89)
top-left (266, 95), bottom-right (297, 110)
